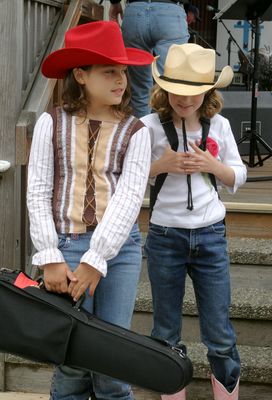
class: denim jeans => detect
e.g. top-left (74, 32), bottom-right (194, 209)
top-left (121, 3), bottom-right (189, 118)
top-left (50, 224), bottom-right (142, 400)
top-left (145, 222), bottom-right (241, 393)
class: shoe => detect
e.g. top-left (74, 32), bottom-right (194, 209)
top-left (211, 374), bottom-right (239, 400)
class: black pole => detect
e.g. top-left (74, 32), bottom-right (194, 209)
top-left (249, 16), bottom-right (260, 167)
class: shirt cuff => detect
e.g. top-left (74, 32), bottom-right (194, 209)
top-left (32, 248), bottom-right (65, 268)
top-left (80, 250), bottom-right (107, 277)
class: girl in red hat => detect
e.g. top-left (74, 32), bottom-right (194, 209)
top-left (27, 21), bottom-right (153, 400)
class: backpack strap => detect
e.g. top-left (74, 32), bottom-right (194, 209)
top-left (199, 117), bottom-right (218, 193)
top-left (200, 117), bottom-right (225, 231)
top-left (149, 119), bottom-right (179, 216)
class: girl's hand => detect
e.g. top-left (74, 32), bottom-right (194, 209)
top-left (185, 141), bottom-right (235, 187)
top-left (150, 145), bottom-right (189, 176)
top-left (183, 141), bottom-right (218, 174)
top-left (43, 262), bottom-right (77, 293)
top-left (68, 263), bottom-right (102, 301)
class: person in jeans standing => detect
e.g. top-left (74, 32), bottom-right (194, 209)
top-left (142, 43), bottom-right (247, 400)
top-left (109, 0), bottom-right (189, 118)
top-left (27, 21), bottom-right (153, 400)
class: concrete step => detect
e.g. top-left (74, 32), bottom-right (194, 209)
top-left (133, 262), bottom-right (272, 346)
top-left (0, 393), bottom-right (47, 400)
top-left (133, 380), bottom-right (272, 400)
top-left (1, 381), bottom-right (272, 400)
top-left (2, 343), bottom-right (272, 396)
top-left (131, 260), bottom-right (272, 391)
top-left (227, 237), bottom-right (272, 265)
top-left (140, 235), bottom-right (272, 266)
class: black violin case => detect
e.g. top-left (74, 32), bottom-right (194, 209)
top-left (0, 268), bottom-right (193, 394)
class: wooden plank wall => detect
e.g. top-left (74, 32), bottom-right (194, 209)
top-left (0, 0), bottom-right (24, 268)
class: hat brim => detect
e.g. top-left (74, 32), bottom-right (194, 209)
top-left (152, 57), bottom-right (234, 96)
top-left (42, 47), bottom-right (154, 79)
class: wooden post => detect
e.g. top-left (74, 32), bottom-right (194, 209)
top-left (0, 0), bottom-right (24, 269)
top-left (80, 0), bottom-right (104, 23)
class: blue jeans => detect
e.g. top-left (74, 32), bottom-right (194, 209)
top-left (50, 224), bottom-right (142, 400)
top-left (121, 3), bottom-right (189, 118)
top-left (145, 222), bottom-right (241, 393)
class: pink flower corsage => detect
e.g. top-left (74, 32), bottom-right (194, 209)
top-left (199, 137), bottom-right (219, 157)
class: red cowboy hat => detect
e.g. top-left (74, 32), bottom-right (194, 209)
top-left (42, 21), bottom-right (154, 79)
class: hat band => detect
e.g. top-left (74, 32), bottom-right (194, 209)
top-left (159, 75), bottom-right (215, 86)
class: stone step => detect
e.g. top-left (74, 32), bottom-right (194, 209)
top-left (140, 235), bottom-right (272, 266)
top-left (133, 380), bottom-right (272, 400)
top-left (227, 237), bottom-right (272, 266)
top-left (0, 393), bottom-right (47, 400)
top-left (2, 343), bottom-right (272, 396)
top-left (136, 262), bottom-right (272, 320)
top-left (133, 262), bottom-right (272, 347)
top-left (2, 381), bottom-right (272, 400)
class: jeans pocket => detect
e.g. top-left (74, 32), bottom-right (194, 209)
top-left (149, 223), bottom-right (168, 236)
top-left (57, 235), bottom-right (71, 250)
top-left (211, 221), bottom-right (226, 235)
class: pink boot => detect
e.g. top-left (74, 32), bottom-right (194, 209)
top-left (161, 388), bottom-right (186, 400)
top-left (211, 374), bottom-right (240, 400)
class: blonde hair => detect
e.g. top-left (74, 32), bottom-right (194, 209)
top-left (150, 84), bottom-right (223, 120)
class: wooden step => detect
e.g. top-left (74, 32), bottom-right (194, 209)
top-left (139, 205), bottom-right (272, 239)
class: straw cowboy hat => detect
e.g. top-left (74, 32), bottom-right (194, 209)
top-left (42, 21), bottom-right (154, 79)
top-left (152, 43), bottom-right (233, 96)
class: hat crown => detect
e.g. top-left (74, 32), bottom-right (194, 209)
top-left (65, 21), bottom-right (127, 59)
top-left (42, 21), bottom-right (154, 78)
top-left (163, 44), bottom-right (216, 84)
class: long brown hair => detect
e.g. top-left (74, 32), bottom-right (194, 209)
top-left (62, 66), bottom-right (132, 120)
top-left (150, 84), bottom-right (224, 120)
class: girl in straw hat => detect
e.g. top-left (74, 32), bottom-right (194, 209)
top-left (142, 43), bottom-right (247, 400)
top-left (27, 21), bottom-right (153, 399)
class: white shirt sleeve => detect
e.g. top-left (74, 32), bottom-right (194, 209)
top-left (27, 113), bottom-right (65, 266)
top-left (81, 126), bottom-right (151, 276)
top-left (219, 119), bottom-right (247, 193)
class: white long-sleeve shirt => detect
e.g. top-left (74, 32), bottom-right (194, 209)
top-left (27, 110), bottom-right (151, 276)
top-left (141, 112), bottom-right (247, 229)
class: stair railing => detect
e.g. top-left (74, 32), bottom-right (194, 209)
top-left (15, 0), bottom-right (82, 272)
